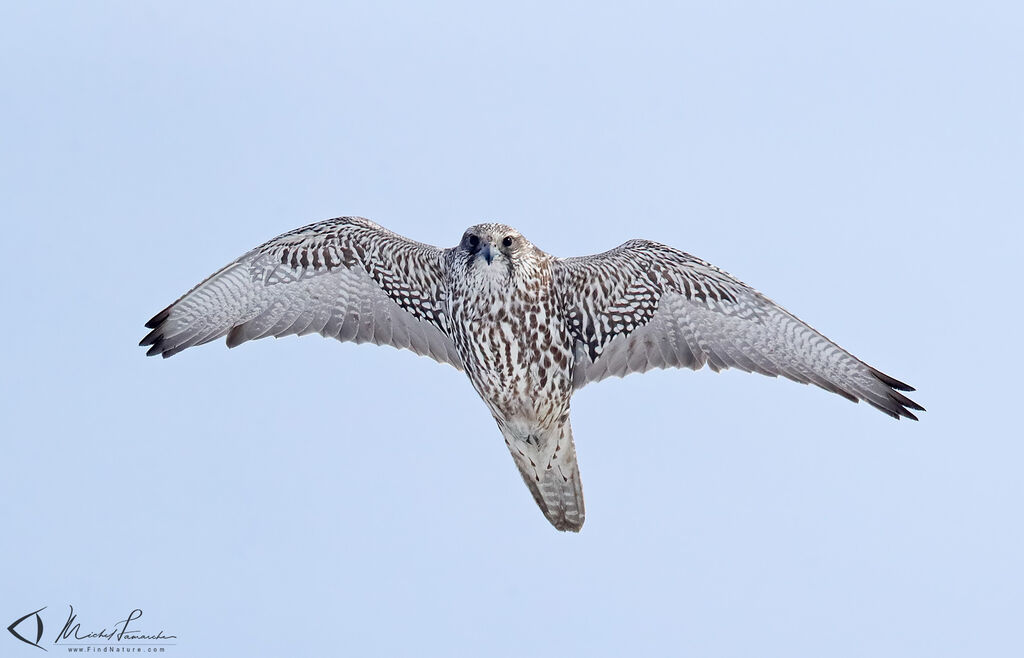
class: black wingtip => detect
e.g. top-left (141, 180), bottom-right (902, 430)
top-left (139, 329), bottom-right (161, 347)
top-left (864, 366), bottom-right (924, 420)
top-left (142, 332), bottom-right (178, 358)
top-left (856, 367), bottom-right (923, 420)
top-left (869, 367), bottom-right (915, 392)
top-left (141, 306), bottom-right (175, 356)
top-left (899, 397), bottom-right (926, 413)
top-left (145, 308), bottom-right (170, 329)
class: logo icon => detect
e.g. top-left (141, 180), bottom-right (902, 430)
top-left (7, 607), bottom-right (46, 651)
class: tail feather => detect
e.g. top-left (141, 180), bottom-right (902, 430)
top-left (502, 421), bottom-right (585, 532)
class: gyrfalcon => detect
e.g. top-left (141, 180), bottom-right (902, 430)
top-left (140, 217), bottom-right (923, 531)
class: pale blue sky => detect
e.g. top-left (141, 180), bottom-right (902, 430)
top-left (1, 2), bottom-right (1021, 656)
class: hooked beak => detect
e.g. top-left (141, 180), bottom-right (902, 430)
top-left (481, 243), bottom-right (494, 265)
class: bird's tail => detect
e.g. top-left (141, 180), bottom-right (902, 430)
top-left (501, 420), bottom-right (585, 532)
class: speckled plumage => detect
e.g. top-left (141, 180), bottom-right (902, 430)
top-left (141, 216), bottom-right (923, 532)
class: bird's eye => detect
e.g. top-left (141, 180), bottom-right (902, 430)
top-left (502, 236), bottom-right (514, 248)
top-left (468, 235), bottom-right (479, 247)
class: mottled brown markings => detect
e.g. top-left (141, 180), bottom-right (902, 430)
top-left (251, 218), bottom-right (454, 343)
top-left (144, 215), bottom-right (922, 534)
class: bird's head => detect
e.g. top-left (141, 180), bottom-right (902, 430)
top-left (457, 223), bottom-right (532, 277)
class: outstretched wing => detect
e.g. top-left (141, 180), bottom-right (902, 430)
top-left (140, 216), bottom-right (463, 368)
top-left (552, 240), bottom-right (922, 419)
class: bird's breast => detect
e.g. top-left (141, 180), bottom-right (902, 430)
top-left (449, 290), bottom-right (574, 426)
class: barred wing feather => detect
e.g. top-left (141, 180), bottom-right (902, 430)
top-left (140, 216), bottom-right (463, 369)
top-left (553, 240), bottom-right (922, 419)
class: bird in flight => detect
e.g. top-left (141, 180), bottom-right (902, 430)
top-left (141, 217), bottom-right (922, 531)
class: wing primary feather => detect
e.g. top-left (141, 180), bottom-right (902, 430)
top-left (869, 367), bottom-right (916, 392)
top-left (140, 216), bottom-right (461, 367)
top-left (554, 240), bottom-right (923, 419)
top-left (145, 308), bottom-right (170, 330)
